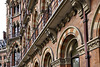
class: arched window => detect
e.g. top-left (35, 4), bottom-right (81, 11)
top-left (71, 40), bottom-right (79, 67)
top-left (66, 38), bottom-right (79, 67)
top-left (33, 10), bottom-right (38, 29)
top-left (14, 44), bottom-right (21, 65)
top-left (17, 22), bottom-right (20, 36)
top-left (44, 52), bottom-right (52, 67)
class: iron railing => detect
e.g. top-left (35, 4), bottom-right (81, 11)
top-left (22, 0), bottom-right (61, 57)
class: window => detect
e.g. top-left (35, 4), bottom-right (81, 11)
top-left (71, 40), bottom-right (79, 67)
top-left (47, 55), bottom-right (52, 67)
top-left (4, 63), bottom-right (6, 67)
top-left (17, 5), bottom-right (19, 14)
top-left (44, 53), bottom-right (52, 67)
top-left (0, 56), bottom-right (2, 60)
top-left (0, 63), bottom-right (1, 67)
top-left (0, 42), bottom-right (2, 48)
top-left (15, 52), bottom-right (17, 65)
top-left (17, 23), bottom-right (19, 35)
top-left (14, 6), bottom-right (16, 15)
top-left (4, 56), bottom-right (6, 59)
top-left (13, 5), bottom-right (19, 16)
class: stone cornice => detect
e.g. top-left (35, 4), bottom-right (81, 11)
top-left (77, 37), bottom-right (100, 56)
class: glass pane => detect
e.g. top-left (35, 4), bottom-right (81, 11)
top-left (72, 58), bottom-right (79, 67)
top-left (72, 42), bottom-right (78, 57)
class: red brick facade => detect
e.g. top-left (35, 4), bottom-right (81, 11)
top-left (6, 0), bottom-right (100, 67)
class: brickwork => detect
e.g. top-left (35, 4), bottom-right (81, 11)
top-left (6, 0), bottom-right (100, 67)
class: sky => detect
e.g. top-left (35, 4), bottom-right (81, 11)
top-left (0, 0), bottom-right (6, 39)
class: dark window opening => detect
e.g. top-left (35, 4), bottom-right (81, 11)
top-left (4, 56), bottom-right (6, 59)
top-left (35, 62), bottom-right (39, 67)
top-left (71, 40), bottom-right (79, 67)
top-left (0, 63), bottom-right (2, 67)
top-left (0, 56), bottom-right (2, 60)
top-left (17, 5), bottom-right (19, 14)
top-left (14, 6), bottom-right (16, 15)
top-left (4, 63), bottom-right (6, 67)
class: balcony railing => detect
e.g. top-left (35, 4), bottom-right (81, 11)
top-left (22, 0), bottom-right (54, 56)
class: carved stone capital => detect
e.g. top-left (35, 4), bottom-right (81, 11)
top-left (64, 58), bottom-right (71, 64)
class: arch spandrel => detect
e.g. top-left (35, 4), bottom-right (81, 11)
top-left (90, 4), bottom-right (100, 39)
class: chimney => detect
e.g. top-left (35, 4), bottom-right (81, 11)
top-left (3, 31), bottom-right (6, 39)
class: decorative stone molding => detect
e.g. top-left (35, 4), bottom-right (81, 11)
top-left (31, 48), bottom-right (39, 57)
top-left (77, 44), bottom-right (85, 56)
top-left (51, 58), bottom-right (71, 67)
top-left (51, 58), bottom-right (65, 67)
top-left (88, 37), bottom-right (100, 51)
top-left (56, 8), bottom-right (77, 32)
top-left (77, 37), bottom-right (100, 55)
top-left (45, 28), bottom-right (57, 44)
top-left (70, 0), bottom-right (90, 18)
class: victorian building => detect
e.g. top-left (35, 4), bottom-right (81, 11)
top-left (0, 39), bottom-right (7, 67)
top-left (6, 0), bottom-right (100, 67)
